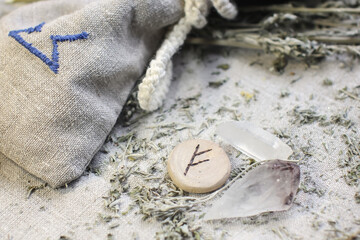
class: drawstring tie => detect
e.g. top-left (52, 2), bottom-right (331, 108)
top-left (138, 0), bottom-right (238, 111)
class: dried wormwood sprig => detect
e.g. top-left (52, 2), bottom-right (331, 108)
top-left (187, 1), bottom-right (360, 71)
top-left (339, 133), bottom-right (360, 186)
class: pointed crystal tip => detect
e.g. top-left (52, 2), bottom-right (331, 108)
top-left (204, 160), bottom-right (300, 221)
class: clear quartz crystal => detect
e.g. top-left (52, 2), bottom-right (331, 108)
top-left (216, 121), bottom-right (293, 161)
top-left (204, 160), bottom-right (301, 220)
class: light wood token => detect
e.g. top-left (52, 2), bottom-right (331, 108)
top-left (167, 139), bottom-right (231, 193)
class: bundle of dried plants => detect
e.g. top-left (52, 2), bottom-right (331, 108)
top-left (188, 0), bottom-right (360, 71)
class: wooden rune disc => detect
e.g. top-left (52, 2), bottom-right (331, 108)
top-left (167, 139), bottom-right (231, 193)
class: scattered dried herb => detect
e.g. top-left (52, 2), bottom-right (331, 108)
top-left (336, 86), bottom-right (360, 101)
top-left (59, 236), bottom-right (71, 240)
top-left (216, 64), bottom-right (230, 70)
top-left (241, 90), bottom-right (257, 103)
top-left (290, 76), bottom-right (302, 84)
top-left (355, 192), bottom-right (360, 204)
top-left (208, 78), bottom-right (228, 88)
top-left (229, 166), bottom-right (246, 180)
top-left (291, 106), bottom-right (326, 125)
top-left (272, 54), bottom-right (288, 72)
top-left (150, 123), bottom-right (191, 141)
top-left (115, 132), bottom-right (134, 144)
top-left (280, 89), bottom-right (290, 98)
top-left (103, 125), bottom-right (268, 239)
top-left (322, 78), bottom-right (333, 86)
top-left (26, 183), bottom-right (46, 199)
top-left (299, 175), bottom-right (325, 197)
top-left (215, 106), bottom-right (241, 120)
top-left (118, 88), bottom-right (142, 126)
top-left (10, 0), bottom-right (360, 238)
top-left (177, 93), bottom-right (201, 109)
top-left (338, 133), bottom-right (360, 186)
top-left (325, 113), bottom-right (354, 129)
top-left (107, 233), bottom-right (114, 240)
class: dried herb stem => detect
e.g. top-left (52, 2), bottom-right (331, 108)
top-left (312, 19), bottom-right (356, 28)
top-left (339, 89), bottom-right (360, 101)
top-left (239, 6), bottom-right (360, 14)
top-left (307, 36), bottom-right (360, 45)
top-left (186, 38), bottom-right (262, 50)
top-left (122, 135), bottom-right (133, 163)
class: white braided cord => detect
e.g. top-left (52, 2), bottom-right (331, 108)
top-left (138, 0), bottom-right (237, 111)
top-left (210, 0), bottom-right (238, 19)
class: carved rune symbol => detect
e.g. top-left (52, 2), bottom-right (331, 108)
top-left (184, 144), bottom-right (212, 176)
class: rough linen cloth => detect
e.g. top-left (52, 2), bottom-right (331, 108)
top-left (0, 0), bottom-right (183, 188)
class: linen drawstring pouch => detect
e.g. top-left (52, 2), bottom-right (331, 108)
top-left (0, 0), bottom-right (237, 188)
top-left (0, 0), bottom-right (183, 188)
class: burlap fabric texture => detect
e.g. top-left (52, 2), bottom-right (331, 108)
top-left (0, 0), bottom-right (183, 188)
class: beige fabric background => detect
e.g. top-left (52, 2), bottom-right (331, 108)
top-left (1, 1), bottom-right (359, 239)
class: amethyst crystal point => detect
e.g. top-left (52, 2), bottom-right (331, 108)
top-left (204, 160), bottom-right (300, 221)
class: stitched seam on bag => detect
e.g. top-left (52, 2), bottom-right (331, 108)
top-left (8, 22), bottom-right (89, 74)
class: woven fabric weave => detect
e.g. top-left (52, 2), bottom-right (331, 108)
top-left (0, 0), bottom-right (183, 187)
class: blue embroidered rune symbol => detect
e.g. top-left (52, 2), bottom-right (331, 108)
top-left (8, 22), bottom-right (89, 74)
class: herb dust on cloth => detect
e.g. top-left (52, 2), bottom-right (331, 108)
top-left (1, 47), bottom-right (359, 239)
top-left (0, 0), bottom-right (183, 188)
top-left (0, 1), bottom-right (359, 239)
